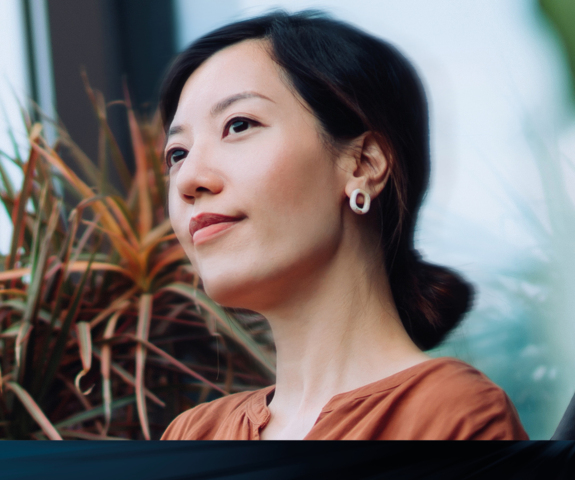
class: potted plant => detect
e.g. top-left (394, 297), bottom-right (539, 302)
top-left (0, 80), bottom-right (275, 440)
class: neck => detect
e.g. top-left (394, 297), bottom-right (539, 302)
top-left (261, 234), bottom-right (428, 417)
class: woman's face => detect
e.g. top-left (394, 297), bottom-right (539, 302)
top-left (166, 40), bottom-right (350, 310)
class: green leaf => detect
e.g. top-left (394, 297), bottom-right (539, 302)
top-left (162, 282), bottom-right (276, 376)
top-left (1, 321), bottom-right (24, 338)
top-left (92, 345), bottom-right (165, 407)
top-left (6, 147), bottom-right (39, 272)
top-left (33, 395), bottom-right (137, 434)
top-left (0, 299), bottom-right (53, 324)
top-left (37, 253), bottom-right (94, 403)
top-left (59, 429), bottom-right (129, 440)
top-left (0, 150), bottom-right (16, 200)
top-left (81, 71), bottom-right (132, 192)
top-left (7, 381), bottom-right (62, 440)
top-left (74, 321), bottom-right (94, 395)
top-left (121, 334), bottom-right (227, 395)
top-left (135, 293), bottom-right (153, 440)
top-left (17, 198), bottom-right (60, 384)
top-left (99, 309), bottom-right (123, 433)
top-left (125, 88), bottom-right (152, 237)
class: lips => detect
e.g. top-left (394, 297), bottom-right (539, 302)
top-left (189, 213), bottom-right (245, 244)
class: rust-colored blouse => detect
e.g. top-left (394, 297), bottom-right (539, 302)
top-left (161, 357), bottom-right (529, 440)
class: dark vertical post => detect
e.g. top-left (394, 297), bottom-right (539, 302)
top-left (42, 0), bottom-right (176, 184)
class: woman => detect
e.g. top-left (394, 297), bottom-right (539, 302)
top-left (160, 10), bottom-right (528, 440)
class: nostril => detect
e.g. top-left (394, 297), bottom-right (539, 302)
top-left (181, 186), bottom-right (212, 203)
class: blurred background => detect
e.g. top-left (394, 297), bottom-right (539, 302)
top-left (0, 0), bottom-right (573, 439)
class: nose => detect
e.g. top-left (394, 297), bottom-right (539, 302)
top-left (174, 146), bottom-right (224, 203)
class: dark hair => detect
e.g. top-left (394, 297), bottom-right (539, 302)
top-left (160, 10), bottom-right (473, 350)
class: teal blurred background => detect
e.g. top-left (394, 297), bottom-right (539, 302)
top-left (1, 0), bottom-right (574, 439)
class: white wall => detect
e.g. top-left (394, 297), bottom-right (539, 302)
top-left (172, 0), bottom-right (575, 438)
top-left (174, 0), bottom-right (241, 50)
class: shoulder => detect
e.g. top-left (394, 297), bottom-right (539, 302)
top-left (394, 357), bottom-right (528, 440)
top-left (161, 387), bottom-right (270, 440)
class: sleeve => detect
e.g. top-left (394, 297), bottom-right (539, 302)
top-left (461, 388), bottom-right (529, 440)
top-left (427, 384), bottom-right (529, 440)
top-left (407, 361), bottom-right (530, 440)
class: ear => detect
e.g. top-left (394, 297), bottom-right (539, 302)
top-left (343, 132), bottom-right (390, 201)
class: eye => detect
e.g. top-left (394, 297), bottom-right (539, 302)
top-left (223, 117), bottom-right (259, 138)
top-left (165, 148), bottom-right (188, 168)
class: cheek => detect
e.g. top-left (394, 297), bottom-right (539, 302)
top-left (258, 137), bottom-right (340, 218)
top-left (167, 185), bottom-right (180, 231)
top-left (243, 136), bottom-right (343, 266)
top-left (167, 181), bottom-right (192, 250)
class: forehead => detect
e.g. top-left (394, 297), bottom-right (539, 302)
top-left (173, 40), bottom-right (288, 120)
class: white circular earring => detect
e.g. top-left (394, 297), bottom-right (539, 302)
top-left (349, 188), bottom-right (371, 215)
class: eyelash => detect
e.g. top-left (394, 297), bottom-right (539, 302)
top-left (165, 148), bottom-right (188, 168)
top-left (223, 116), bottom-right (259, 138)
top-left (165, 117), bottom-right (260, 168)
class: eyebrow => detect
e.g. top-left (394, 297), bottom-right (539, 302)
top-left (167, 125), bottom-right (184, 138)
top-left (210, 91), bottom-right (274, 117)
top-left (167, 92), bottom-right (274, 139)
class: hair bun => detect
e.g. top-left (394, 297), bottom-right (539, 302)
top-left (392, 251), bottom-right (474, 350)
